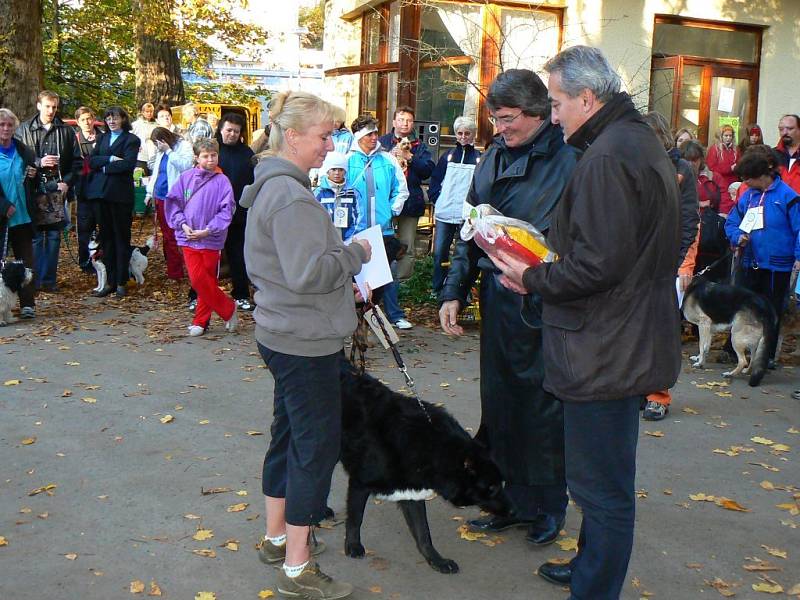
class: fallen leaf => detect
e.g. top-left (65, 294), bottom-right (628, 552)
top-left (159, 415), bottom-right (174, 424)
top-left (19, 507), bottom-right (31, 514)
top-left (37, 513), bottom-right (48, 519)
top-left (246, 431), bottom-right (263, 436)
top-left (689, 493), bottom-right (716, 502)
top-left (65, 553), bottom-right (78, 560)
top-left (236, 490), bottom-right (248, 496)
top-left (742, 559), bottom-right (781, 572)
top-left (130, 579), bottom-right (146, 594)
top-left (201, 487), bottom-right (230, 495)
top-left (686, 563), bottom-right (704, 569)
top-left (771, 444), bottom-right (790, 453)
top-left (21, 437), bottom-right (36, 445)
top-left (787, 583), bottom-right (800, 595)
top-left (194, 593), bottom-right (216, 600)
top-left (707, 576), bottom-right (736, 596)
top-left (716, 497), bottom-right (750, 512)
top-left (750, 462), bottom-right (780, 472)
top-left (715, 391), bottom-right (732, 398)
top-left (457, 524), bottom-right (486, 541)
top-left (222, 540), bottom-right (239, 551)
top-left (555, 537), bottom-right (578, 552)
top-left (645, 430), bottom-right (664, 437)
top-left (193, 529), bottom-right (214, 541)
top-left (788, 427), bottom-right (799, 434)
top-left (28, 483), bottom-right (56, 496)
top-left (760, 544), bottom-right (787, 559)
top-left (760, 481), bottom-right (776, 490)
top-left (752, 582), bottom-right (783, 593)
top-left (65, 361), bottom-right (80, 366)
top-left (369, 586), bottom-right (382, 593)
top-left (198, 420), bottom-right (210, 425)
top-left (61, 389), bottom-right (72, 397)
top-left (148, 581), bottom-right (162, 596)
top-left (0, 536), bottom-right (7, 547)
top-left (682, 407), bottom-right (699, 414)
top-left (227, 503), bottom-right (248, 512)
top-left (776, 502), bottom-right (800, 516)
top-left (752, 436), bottom-right (775, 445)
top-left (184, 514), bottom-right (201, 520)
top-left (258, 591), bottom-right (274, 599)
top-left (81, 397), bottom-right (97, 404)
top-left (192, 548), bottom-right (216, 558)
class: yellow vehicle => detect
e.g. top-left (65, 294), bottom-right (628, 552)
top-left (171, 101), bottom-right (262, 145)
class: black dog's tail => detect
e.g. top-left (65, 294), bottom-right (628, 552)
top-left (749, 297), bottom-right (777, 387)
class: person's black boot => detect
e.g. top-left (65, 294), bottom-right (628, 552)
top-left (537, 560), bottom-right (573, 586)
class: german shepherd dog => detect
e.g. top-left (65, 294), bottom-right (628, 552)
top-left (682, 279), bottom-right (776, 386)
top-left (340, 365), bottom-right (510, 574)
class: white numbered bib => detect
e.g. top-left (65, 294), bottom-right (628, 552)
top-left (334, 206), bottom-right (349, 229)
top-left (739, 206), bottom-right (764, 233)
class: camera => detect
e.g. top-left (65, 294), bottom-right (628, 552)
top-left (39, 177), bottom-right (60, 195)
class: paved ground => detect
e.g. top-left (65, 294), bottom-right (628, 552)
top-left (1, 276), bottom-right (799, 600)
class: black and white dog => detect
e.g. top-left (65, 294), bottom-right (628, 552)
top-left (89, 235), bottom-right (153, 293)
top-left (682, 278), bottom-right (776, 386)
top-left (0, 261), bottom-right (33, 326)
top-left (340, 365), bottom-right (509, 574)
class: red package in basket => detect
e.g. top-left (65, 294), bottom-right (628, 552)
top-left (460, 204), bottom-right (557, 267)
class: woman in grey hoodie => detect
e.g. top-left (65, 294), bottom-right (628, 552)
top-left (240, 91), bottom-right (370, 600)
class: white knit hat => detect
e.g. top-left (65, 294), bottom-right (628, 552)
top-left (320, 151), bottom-right (348, 174)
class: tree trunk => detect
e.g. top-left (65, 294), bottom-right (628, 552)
top-left (0, 0), bottom-right (44, 120)
top-left (134, 0), bottom-right (184, 107)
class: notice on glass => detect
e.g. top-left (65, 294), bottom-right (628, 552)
top-left (348, 225), bottom-right (392, 300)
top-left (718, 87), bottom-right (735, 113)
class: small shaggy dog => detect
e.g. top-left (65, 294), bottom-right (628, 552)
top-left (394, 137), bottom-right (413, 173)
top-left (340, 364), bottom-right (509, 573)
top-left (0, 261), bottom-right (33, 326)
top-left (89, 236), bottom-right (153, 293)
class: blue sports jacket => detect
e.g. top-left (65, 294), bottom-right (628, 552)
top-left (346, 144), bottom-right (408, 236)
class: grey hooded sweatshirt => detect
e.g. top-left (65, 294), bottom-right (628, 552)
top-left (240, 156), bottom-right (367, 357)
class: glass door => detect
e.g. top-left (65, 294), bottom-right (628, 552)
top-left (649, 57), bottom-right (758, 146)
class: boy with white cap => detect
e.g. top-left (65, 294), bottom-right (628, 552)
top-left (314, 151), bottom-right (360, 241)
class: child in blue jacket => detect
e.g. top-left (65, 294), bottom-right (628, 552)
top-left (314, 151), bottom-right (360, 241)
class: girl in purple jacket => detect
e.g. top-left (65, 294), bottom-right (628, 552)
top-left (165, 138), bottom-right (237, 336)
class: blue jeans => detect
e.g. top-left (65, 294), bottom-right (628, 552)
top-left (432, 220), bottom-right (460, 294)
top-left (33, 229), bottom-right (61, 288)
top-left (563, 396), bottom-right (641, 600)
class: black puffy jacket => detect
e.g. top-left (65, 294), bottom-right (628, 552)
top-left (15, 115), bottom-right (81, 192)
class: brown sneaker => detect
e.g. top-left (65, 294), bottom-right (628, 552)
top-left (258, 538), bottom-right (326, 565)
top-left (276, 561), bottom-right (352, 599)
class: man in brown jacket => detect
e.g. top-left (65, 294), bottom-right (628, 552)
top-left (491, 46), bottom-right (681, 599)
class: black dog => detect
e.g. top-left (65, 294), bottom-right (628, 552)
top-left (340, 365), bottom-right (510, 574)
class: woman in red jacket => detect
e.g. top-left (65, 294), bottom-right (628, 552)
top-left (706, 125), bottom-right (740, 214)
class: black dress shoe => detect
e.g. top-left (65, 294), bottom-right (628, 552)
top-left (467, 514), bottom-right (534, 533)
top-left (92, 286), bottom-right (113, 297)
top-left (526, 514), bottom-right (565, 546)
top-left (537, 561), bottom-right (572, 585)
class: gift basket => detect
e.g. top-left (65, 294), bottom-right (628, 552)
top-left (460, 204), bottom-right (557, 267)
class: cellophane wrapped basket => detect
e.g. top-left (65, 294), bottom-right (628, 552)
top-left (460, 204), bottom-right (557, 267)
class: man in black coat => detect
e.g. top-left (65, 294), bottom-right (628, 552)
top-left (439, 69), bottom-right (579, 549)
top-left (15, 90), bottom-right (81, 291)
top-left (217, 113), bottom-right (255, 310)
top-left (491, 46), bottom-right (681, 599)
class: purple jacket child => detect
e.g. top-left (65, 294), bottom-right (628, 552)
top-left (164, 167), bottom-right (235, 250)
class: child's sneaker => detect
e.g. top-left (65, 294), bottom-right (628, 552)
top-left (257, 537), bottom-right (326, 565)
top-left (225, 307), bottom-right (238, 332)
top-left (187, 325), bottom-right (205, 337)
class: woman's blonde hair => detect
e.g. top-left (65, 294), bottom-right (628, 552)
top-left (265, 91), bottom-right (344, 157)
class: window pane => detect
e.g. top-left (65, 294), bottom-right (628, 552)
top-left (677, 65), bottom-right (703, 135)
top-left (500, 9), bottom-right (560, 72)
top-left (361, 72), bottom-right (378, 116)
top-left (653, 23), bottom-right (758, 63)
top-left (416, 63), bottom-right (473, 133)
top-left (709, 77), bottom-right (750, 145)
top-left (420, 2), bottom-right (482, 62)
top-left (364, 10), bottom-right (382, 64)
top-left (388, 1), bottom-right (400, 62)
top-left (649, 68), bottom-right (675, 123)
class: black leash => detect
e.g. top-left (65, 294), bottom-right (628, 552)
top-left (355, 300), bottom-right (432, 424)
top-left (693, 249), bottom-right (733, 279)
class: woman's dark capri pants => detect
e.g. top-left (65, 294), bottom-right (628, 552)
top-left (258, 343), bottom-right (342, 526)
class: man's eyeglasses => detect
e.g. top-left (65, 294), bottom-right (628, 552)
top-left (488, 111), bottom-right (523, 126)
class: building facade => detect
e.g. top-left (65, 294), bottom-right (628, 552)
top-left (322, 0), bottom-right (799, 151)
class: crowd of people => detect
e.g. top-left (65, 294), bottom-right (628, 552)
top-left (2, 43), bottom-right (800, 600)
